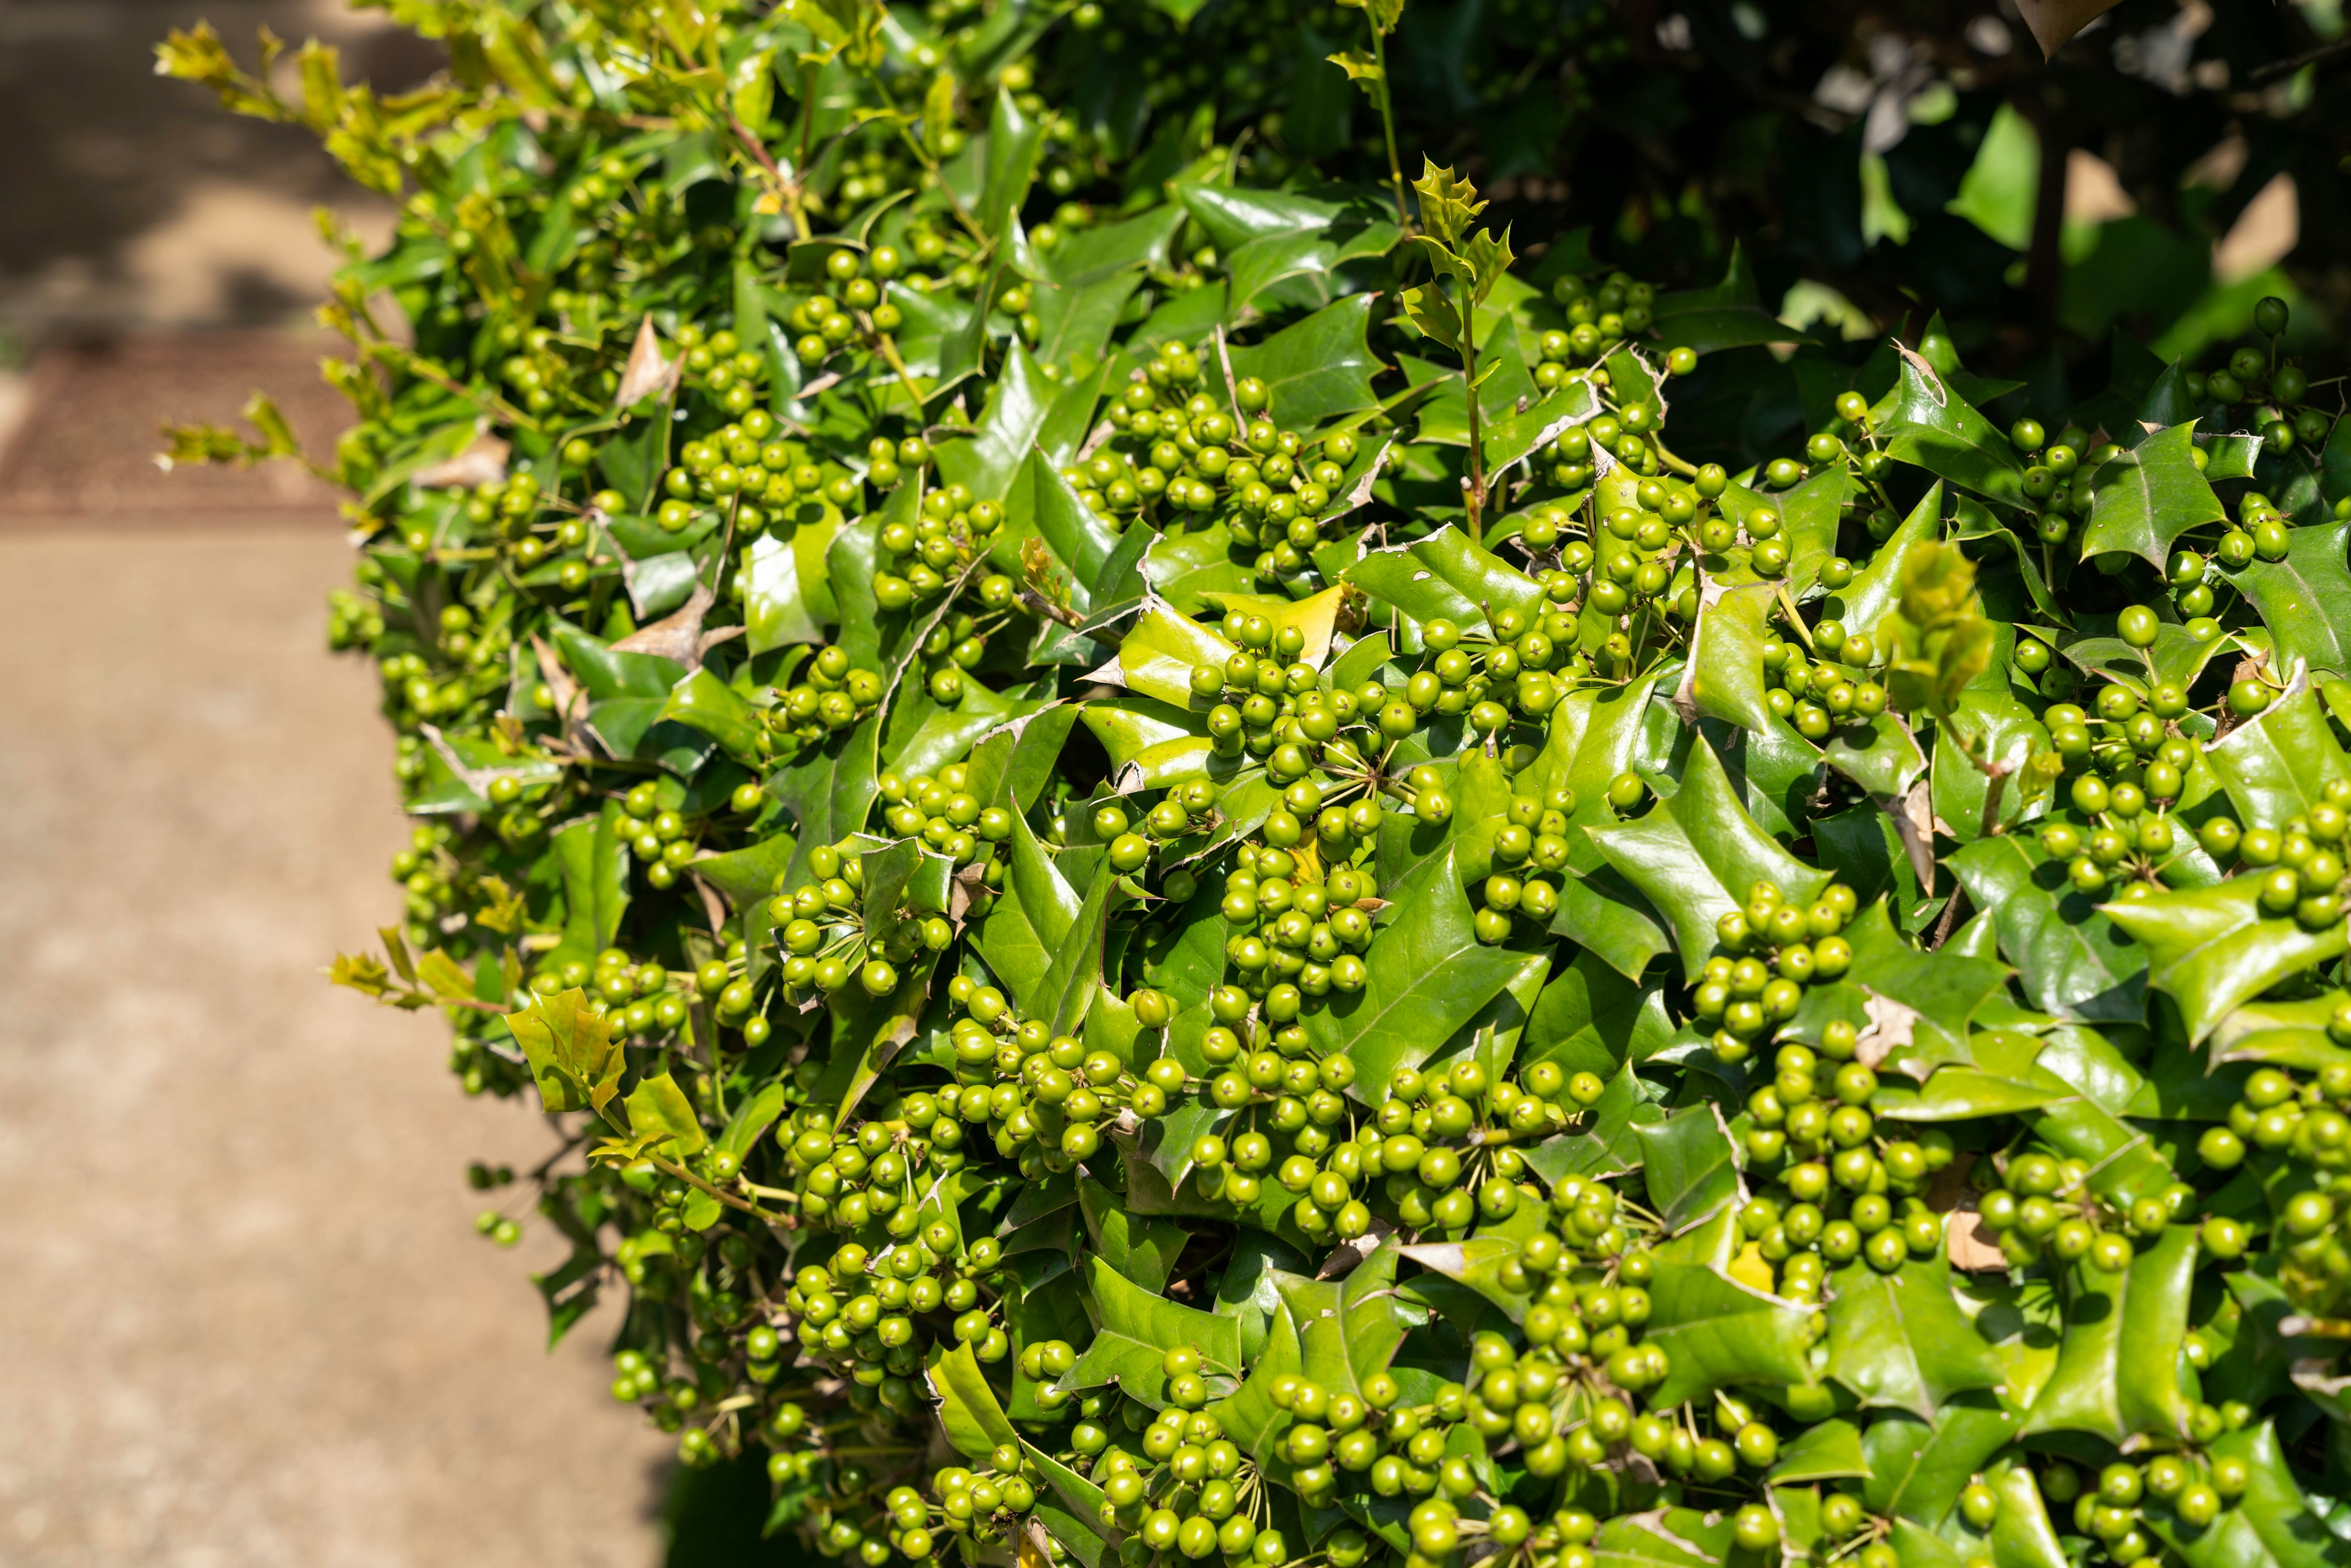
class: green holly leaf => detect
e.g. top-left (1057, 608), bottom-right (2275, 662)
top-left (1056, 1256), bottom-right (1246, 1408)
top-left (1226, 295), bottom-right (1382, 428)
top-left (1878, 359), bottom-right (2027, 509)
top-left (1684, 580), bottom-right (1780, 735)
top-left (623, 1069), bottom-right (707, 1157)
top-left (2220, 517), bottom-right (2351, 683)
top-left (1821, 1251), bottom-right (2006, 1418)
top-left (1277, 1242), bottom-right (1407, 1396)
top-left (1587, 730), bottom-right (1832, 980)
top-left (929, 1339), bottom-right (1021, 1460)
top-left (2143, 1420), bottom-right (2351, 1568)
top-left (509, 986), bottom-right (624, 1116)
top-left (1860, 1395), bottom-right (2022, 1525)
top-left (2017, 1225), bottom-right (2201, 1444)
top-left (1344, 523), bottom-right (1547, 629)
top-left (2202, 672), bottom-right (2351, 829)
top-left (2102, 875), bottom-right (2350, 1045)
top-left (978, 799), bottom-right (1085, 1015)
top-left (1637, 1248), bottom-right (1816, 1408)
top-left (2077, 422), bottom-right (2227, 568)
top-left (1947, 833), bottom-right (2148, 1023)
top-left (1634, 1105), bottom-right (1743, 1235)
top-left (1299, 844), bottom-right (1535, 1091)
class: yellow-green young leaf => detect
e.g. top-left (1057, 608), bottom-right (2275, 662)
top-left (1410, 159), bottom-right (1486, 247)
top-left (1336, 0), bottom-right (1406, 34)
top-left (327, 951), bottom-right (393, 999)
top-left (416, 948), bottom-right (476, 1001)
top-left (508, 988), bottom-right (624, 1116)
top-left (623, 1070), bottom-right (707, 1157)
top-left (472, 874), bottom-right (528, 936)
top-left (295, 40), bottom-right (343, 130)
top-left (1392, 285), bottom-right (1448, 354)
top-left (1325, 48), bottom-right (1384, 83)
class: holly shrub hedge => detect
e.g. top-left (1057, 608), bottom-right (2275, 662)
top-left (160, 5), bottom-right (2351, 1568)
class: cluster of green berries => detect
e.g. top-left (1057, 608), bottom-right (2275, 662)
top-left (786, 1229), bottom-right (1010, 1405)
top-left (1974, 1149), bottom-right (2209, 1277)
top-left (665, 405), bottom-right (868, 533)
top-left (1695, 879), bottom-right (1861, 1065)
top-left (1212, 844), bottom-right (1382, 1010)
top-left (2195, 1056), bottom-right (2351, 1313)
top-left (873, 483), bottom-right (1013, 607)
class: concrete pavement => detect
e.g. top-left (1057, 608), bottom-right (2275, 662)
top-left (0, 528), bottom-right (672, 1568)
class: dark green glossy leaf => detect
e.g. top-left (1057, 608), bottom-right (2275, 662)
top-left (2145, 1420), bottom-right (2351, 1568)
top-left (1079, 1176), bottom-right (1189, 1292)
top-left (1769, 1417), bottom-right (1871, 1483)
top-left (1823, 482), bottom-right (1943, 648)
top-left (1948, 833), bottom-right (2148, 1022)
top-left (1300, 845), bottom-right (1534, 1092)
top-left (1587, 730), bottom-right (1831, 980)
top-left (741, 513), bottom-right (842, 651)
top-left (1344, 523), bottom-right (1546, 629)
top-left (1226, 294), bottom-right (1381, 428)
top-left (2017, 1224), bottom-right (2200, 1444)
top-left (1022, 1441), bottom-right (1115, 1568)
top-left (1634, 1105), bottom-right (1743, 1234)
top-left (658, 668), bottom-right (764, 762)
top-left (765, 712), bottom-right (882, 889)
top-left (1821, 1251), bottom-right (2006, 1418)
top-left (2022, 1024), bottom-right (2177, 1207)
top-left (1841, 901), bottom-right (2012, 1081)
top-left (2203, 673), bottom-right (2350, 829)
top-left (1685, 581), bottom-right (1779, 734)
top-left (977, 796), bottom-right (1084, 1013)
top-left (929, 1340), bottom-right (1021, 1460)
top-left (2078, 422), bottom-right (2227, 567)
top-left (1277, 1243), bottom-right (1406, 1397)
top-left (2102, 876), bottom-right (2349, 1045)
top-left (1860, 1395), bottom-right (2021, 1526)
top-left (1821, 712), bottom-right (1929, 801)
top-left (553, 800), bottom-right (632, 964)
top-left (976, 86), bottom-right (1044, 238)
top-left (1880, 359), bottom-right (2026, 508)
top-left (1058, 1256), bottom-right (1245, 1408)
top-left (2208, 996), bottom-right (2351, 1071)
top-left (2222, 518), bottom-right (2351, 683)
top-left (935, 342), bottom-right (1053, 503)
top-left (1638, 1252), bottom-right (1815, 1409)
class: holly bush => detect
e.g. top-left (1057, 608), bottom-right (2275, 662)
top-left (160, 4), bottom-right (2351, 1568)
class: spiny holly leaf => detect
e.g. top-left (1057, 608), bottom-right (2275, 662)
top-left (2018, 1225), bottom-right (2202, 1444)
top-left (2078, 422), bottom-right (2226, 569)
top-left (1586, 730), bottom-right (1832, 980)
top-left (2202, 672), bottom-right (2351, 829)
top-left (1056, 1257), bottom-right (1244, 1409)
top-left (1637, 1248), bottom-right (1817, 1409)
top-left (1300, 844), bottom-right (1535, 1090)
top-left (509, 987), bottom-right (624, 1116)
top-left (930, 1339), bottom-right (1021, 1461)
top-left (2102, 876), bottom-right (2350, 1046)
top-left (2221, 518), bottom-right (2351, 682)
top-left (1948, 834), bottom-right (2147, 1023)
top-left (1821, 1250), bottom-right (2006, 1418)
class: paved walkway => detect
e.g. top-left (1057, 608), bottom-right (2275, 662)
top-left (0, 529), bottom-right (670, 1568)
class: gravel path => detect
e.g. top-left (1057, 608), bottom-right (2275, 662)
top-left (0, 530), bottom-right (670, 1568)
